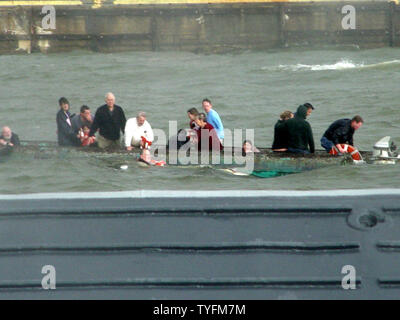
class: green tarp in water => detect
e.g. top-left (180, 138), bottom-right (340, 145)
top-left (251, 170), bottom-right (291, 178)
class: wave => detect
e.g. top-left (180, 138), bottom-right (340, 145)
top-left (262, 59), bottom-right (400, 72)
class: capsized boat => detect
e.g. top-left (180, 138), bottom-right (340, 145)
top-left (1, 137), bottom-right (398, 174)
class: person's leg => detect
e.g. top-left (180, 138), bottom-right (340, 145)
top-left (97, 135), bottom-right (110, 149)
top-left (320, 137), bottom-right (334, 152)
top-left (110, 139), bottom-right (122, 149)
top-left (130, 137), bottom-right (142, 148)
top-left (287, 148), bottom-right (310, 154)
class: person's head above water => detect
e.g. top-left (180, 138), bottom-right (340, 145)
top-left (194, 113), bottom-right (207, 128)
top-left (187, 107), bottom-right (199, 121)
top-left (105, 92), bottom-right (115, 108)
top-left (295, 104), bottom-right (309, 119)
top-left (58, 97), bottom-right (69, 112)
top-left (303, 102), bottom-right (314, 117)
top-left (242, 140), bottom-right (254, 153)
top-left (202, 98), bottom-right (212, 113)
top-left (136, 111), bottom-right (146, 126)
top-left (80, 105), bottom-right (91, 122)
top-left (1, 126), bottom-right (12, 139)
top-left (280, 110), bottom-right (294, 121)
top-left (351, 115), bottom-right (364, 130)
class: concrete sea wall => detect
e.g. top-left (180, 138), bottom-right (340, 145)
top-left (0, 0), bottom-right (399, 54)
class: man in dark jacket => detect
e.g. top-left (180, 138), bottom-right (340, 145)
top-left (284, 104), bottom-right (315, 154)
top-left (89, 92), bottom-right (127, 149)
top-left (0, 126), bottom-right (20, 146)
top-left (272, 110), bottom-right (293, 151)
top-left (321, 115), bottom-right (363, 153)
top-left (56, 97), bottom-right (80, 146)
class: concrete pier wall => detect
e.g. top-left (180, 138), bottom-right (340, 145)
top-left (0, 1), bottom-right (399, 54)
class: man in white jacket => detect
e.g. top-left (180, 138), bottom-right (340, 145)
top-left (125, 111), bottom-right (154, 151)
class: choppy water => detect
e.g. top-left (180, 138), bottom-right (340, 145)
top-left (1, 48), bottom-right (400, 194)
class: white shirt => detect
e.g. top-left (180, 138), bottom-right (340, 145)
top-left (124, 117), bottom-right (154, 147)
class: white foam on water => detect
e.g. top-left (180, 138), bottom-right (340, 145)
top-left (262, 59), bottom-right (400, 72)
top-left (278, 59), bottom-right (361, 71)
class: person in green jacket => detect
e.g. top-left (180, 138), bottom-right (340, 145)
top-left (284, 104), bottom-right (315, 154)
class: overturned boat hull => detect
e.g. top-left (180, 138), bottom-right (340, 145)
top-left (0, 140), bottom-right (367, 173)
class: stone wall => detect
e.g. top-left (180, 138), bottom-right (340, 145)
top-left (0, 1), bottom-right (398, 54)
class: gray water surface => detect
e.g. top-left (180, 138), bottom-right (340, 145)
top-left (1, 48), bottom-right (400, 193)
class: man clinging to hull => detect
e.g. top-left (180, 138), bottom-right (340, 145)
top-left (124, 111), bottom-right (154, 151)
top-left (89, 92), bottom-right (126, 149)
top-left (321, 115), bottom-right (364, 154)
top-left (0, 126), bottom-right (20, 147)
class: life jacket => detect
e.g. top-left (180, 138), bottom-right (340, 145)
top-left (329, 144), bottom-right (363, 161)
top-left (141, 136), bottom-right (152, 149)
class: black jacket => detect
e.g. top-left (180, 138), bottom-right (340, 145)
top-left (322, 119), bottom-right (354, 146)
top-left (0, 132), bottom-right (20, 146)
top-left (272, 119), bottom-right (289, 149)
top-left (284, 105), bottom-right (315, 153)
top-left (89, 104), bottom-right (126, 141)
top-left (56, 109), bottom-right (80, 146)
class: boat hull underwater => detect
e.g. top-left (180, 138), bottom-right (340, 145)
top-left (1, 136), bottom-right (398, 176)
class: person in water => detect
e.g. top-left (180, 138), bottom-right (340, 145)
top-left (187, 107), bottom-right (199, 129)
top-left (242, 140), bottom-right (260, 156)
top-left (138, 136), bottom-right (166, 166)
top-left (284, 104), bottom-right (315, 154)
top-left (124, 111), bottom-right (154, 151)
top-left (71, 105), bottom-right (93, 135)
top-left (0, 126), bottom-right (20, 147)
top-left (194, 113), bottom-right (223, 151)
top-left (202, 98), bottom-right (224, 143)
top-left (79, 125), bottom-right (96, 147)
top-left (321, 115), bottom-right (364, 154)
top-left (89, 92), bottom-right (126, 149)
top-left (56, 97), bottom-right (80, 146)
top-left (272, 110), bottom-right (293, 152)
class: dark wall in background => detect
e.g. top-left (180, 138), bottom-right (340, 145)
top-left (0, 1), bottom-right (399, 54)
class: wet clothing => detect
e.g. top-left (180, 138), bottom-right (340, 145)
top-left (168, 129), bottom-right (190, 150)
top-left (124, 117), bottom-right (154, 148)
top-left (0, 132), bottom-right (20, 146)
top-left (196, 123), bottom-right (223, 151)
top-left (284, 105), bottom-right (315, 153)
top-left (206, 109), bottom-right (224, 140)
top-left (89, 104), bottom-right (126, 141)
top-left (320, 136), bottom-right (335, 152)
top-left (190, 120), bottom-right (199, 130)
top-left (322, 119), bottom-right (354, 147)
top-left (71, 113), bottom-right (94, 134)
top-left (56, 109), bottom-right (80, 146)
top-left (272, 119), bottom-right (289, 150)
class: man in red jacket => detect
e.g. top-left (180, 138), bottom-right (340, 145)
top-left (194, 113), bottom-right (223, 151)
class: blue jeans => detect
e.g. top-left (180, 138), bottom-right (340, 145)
top-left (287, 148), bottom-right (310, 154)
top-left (321, 136), bottom-right (334, 152)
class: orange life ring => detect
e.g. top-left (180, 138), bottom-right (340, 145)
top-left (151, 159), bottom-right (166, 167)
top-left (329, 144), bottom-right (362, 161)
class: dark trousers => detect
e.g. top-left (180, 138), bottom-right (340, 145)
top-left (287, 147), bottom-right (310, 154)
top-left (320, 136), bottom-right (334, 152)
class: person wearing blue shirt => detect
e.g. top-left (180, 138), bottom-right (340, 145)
top-left (202, 98), bottom-right (224, 142)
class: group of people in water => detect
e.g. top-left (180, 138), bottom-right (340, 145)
top-left (54, 92), bottom-right (363, 158)
top-left (1, 92), bottom-right (364, 165)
